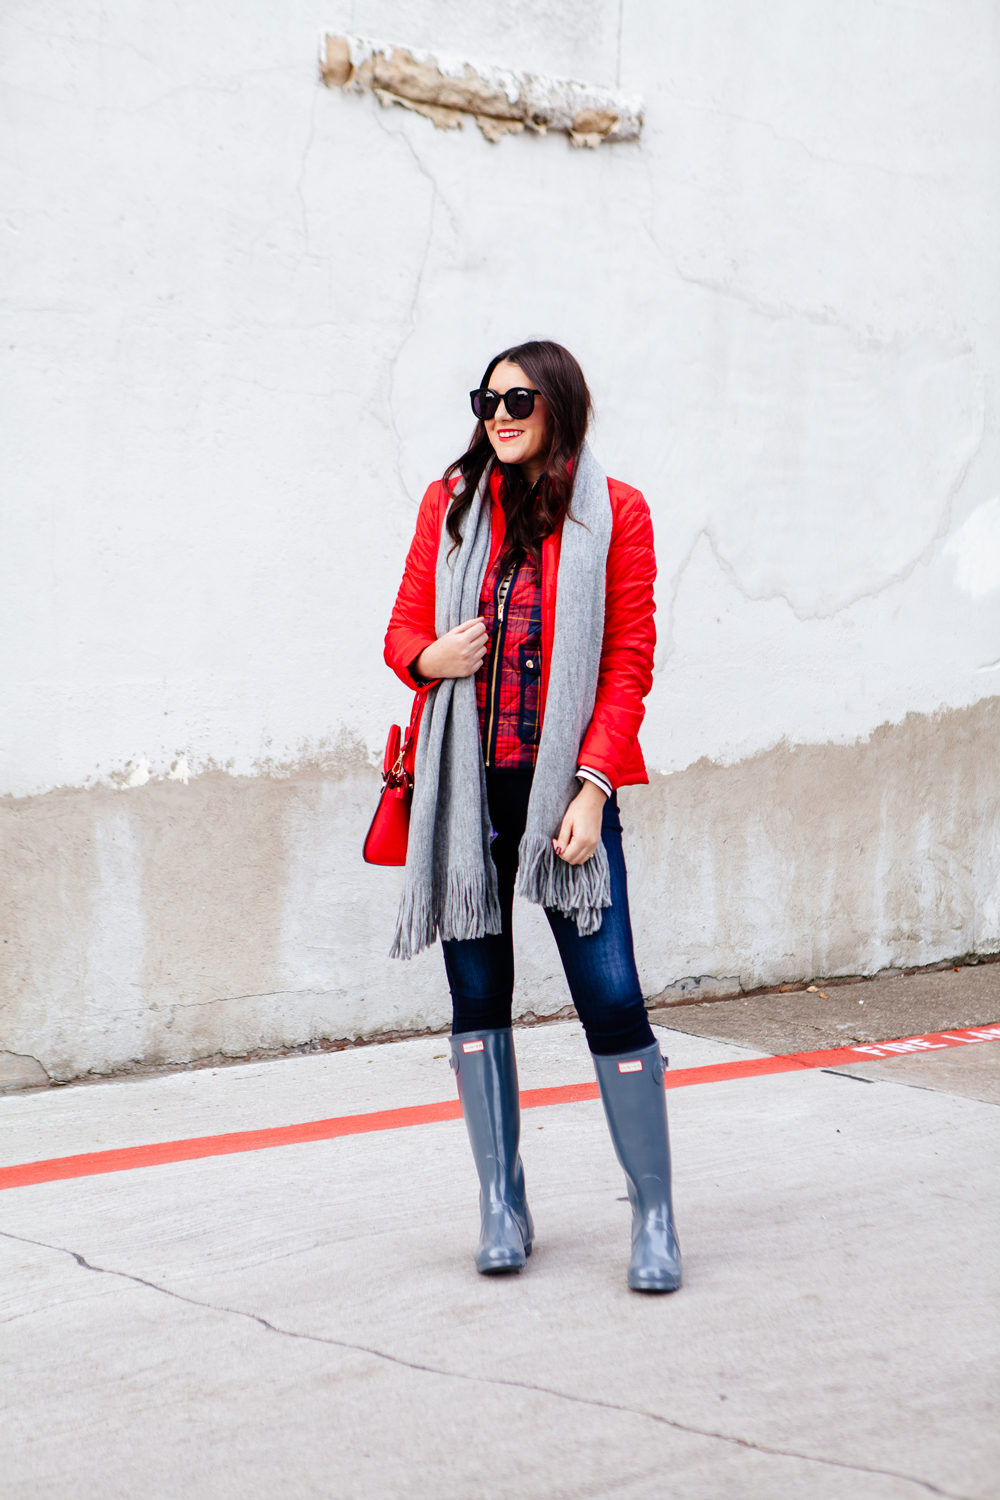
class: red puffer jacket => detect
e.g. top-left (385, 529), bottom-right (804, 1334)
top-left (384, 467), bottom-right (656, 790)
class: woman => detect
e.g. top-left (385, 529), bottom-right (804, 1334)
top-left (384, 340), bottom-right (681, 1292)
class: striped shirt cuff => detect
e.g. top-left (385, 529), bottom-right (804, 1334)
top-left (577, 766), bottom-right (612, 799)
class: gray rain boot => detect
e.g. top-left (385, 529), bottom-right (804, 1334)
top-left (449, 1028), bottom-right (534, 1274)
top-left (593, 1040), bottom-right (682, 1292)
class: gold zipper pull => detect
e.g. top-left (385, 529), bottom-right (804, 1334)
top-left (496, 562), bottom-right (517, 623)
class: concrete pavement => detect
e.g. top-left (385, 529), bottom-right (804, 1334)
top-left (1, 1004), bottom-right (997, 1499)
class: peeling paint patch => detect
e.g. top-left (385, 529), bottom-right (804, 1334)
top-left (167, 756), bottom-right (190, 785)
top-left (945, 496), bottom-right (1000, 598)
top-left (320, 33), bottom-right (643, 148)
top-left (125, 757), bottom-right (151, 789)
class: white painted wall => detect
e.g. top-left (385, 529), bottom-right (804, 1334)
top-left (3, 0), bottom-right (998, 798)
top-left (2, 1), bottom-right (999, 1074)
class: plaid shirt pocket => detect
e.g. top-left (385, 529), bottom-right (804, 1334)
top-left (517, 641), bottom-right (542, 744)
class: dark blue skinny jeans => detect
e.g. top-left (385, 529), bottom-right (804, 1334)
top-left (442, 770), bottom-right (655, 1056)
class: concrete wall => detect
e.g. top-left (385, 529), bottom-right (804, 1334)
top-left (2, 1), bottom-right (999, 1079)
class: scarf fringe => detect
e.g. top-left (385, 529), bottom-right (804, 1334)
top-left (515, 835), bottom-right (612, 937)
top-left (390, 863), bottom-right (502, 960)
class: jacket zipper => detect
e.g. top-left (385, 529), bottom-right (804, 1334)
top-left (483, 561), bottom-right (519, 767)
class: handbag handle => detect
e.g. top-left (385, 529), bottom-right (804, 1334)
top-left (382, 688), bottom-right (428, 792)
top-left (400, 687), bottom-right (427, 779)
top-left (382, 724), bottom-right (402, 780)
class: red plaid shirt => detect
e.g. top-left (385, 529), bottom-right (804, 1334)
top-left (476, 553), bottom-right (543, 769)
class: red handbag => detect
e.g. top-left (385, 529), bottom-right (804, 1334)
top-left (363, 692), bottom-right (427, 865)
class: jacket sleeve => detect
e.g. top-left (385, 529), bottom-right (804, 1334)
top-left (384, 481), bottom-right (447, 690)
top-left (578, 488), bottom-right (656, 789)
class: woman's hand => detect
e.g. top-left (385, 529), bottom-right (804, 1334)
top-left (416, 618), bottom-right (488, 680)
top-left (553, 779), bottom-right (607, 865)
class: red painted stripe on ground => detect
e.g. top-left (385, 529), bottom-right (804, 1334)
top-left (2, 1025), bottom-right (997, 1193)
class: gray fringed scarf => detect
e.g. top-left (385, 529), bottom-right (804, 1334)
top-left (391, 441), bottom-right (613, 960)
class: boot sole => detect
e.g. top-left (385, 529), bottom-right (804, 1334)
top-left (628, 1272), bottom-right (682, 1293)
top-left (475, 1239), bottom-right (530, 1274)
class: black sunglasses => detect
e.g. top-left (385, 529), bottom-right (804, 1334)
top-left (470, 386), bottom-right (542, 421)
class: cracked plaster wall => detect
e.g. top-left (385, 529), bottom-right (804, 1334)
top-left (2, 0), bottom-right (999, 1076)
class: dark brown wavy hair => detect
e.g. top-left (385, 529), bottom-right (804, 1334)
top-left (443, 340), bottom-right (593, 566)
